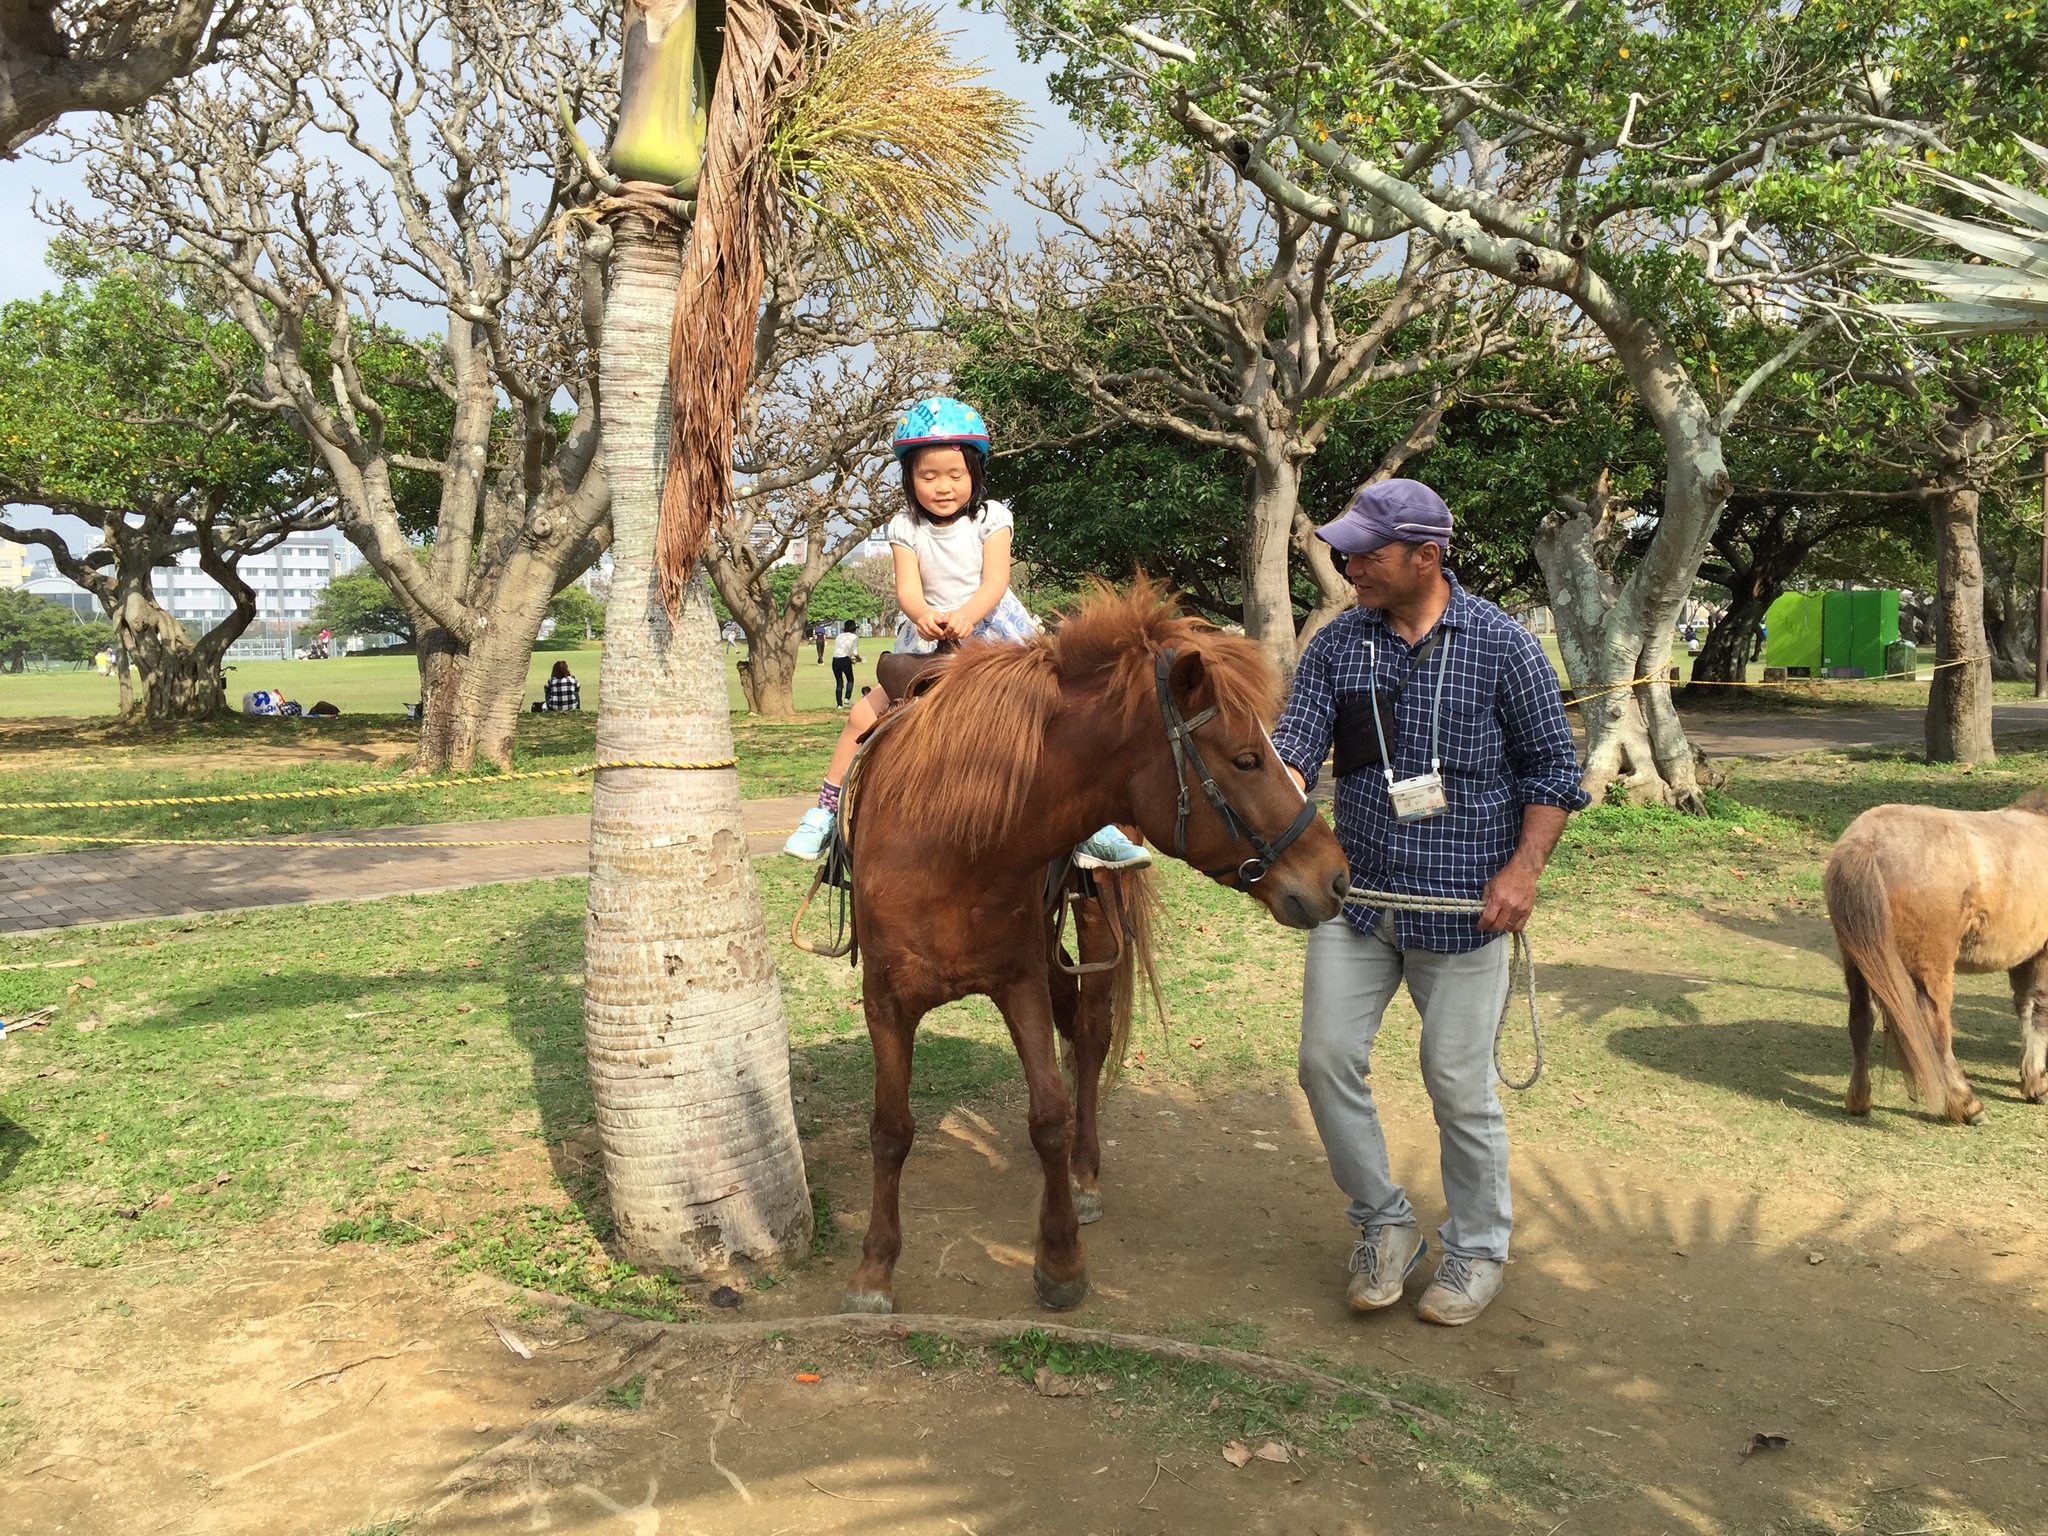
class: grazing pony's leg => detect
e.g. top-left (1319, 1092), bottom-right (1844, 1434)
top-left (1919, 968), bottom-right (1986, 1125)
top-left (843, 992), bottom-right (921, 1314)
top-left (1844, 962), bottom-right (1876, 1116)
top-left (995, 973), bottom-right (1089, 1309)
top-left (2013, 951), bottom-right (2048, 1104)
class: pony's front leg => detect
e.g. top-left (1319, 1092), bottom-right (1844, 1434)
top-left (2014, 952), bottom-right (2048, 1104)
top-left (996, 974), bottom-right (1089, 1310)
top-left (843, 997), bottom-right (919, 1314)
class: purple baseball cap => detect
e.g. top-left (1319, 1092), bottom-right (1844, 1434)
top-left (1315, 478), bottom-right (1453, 556)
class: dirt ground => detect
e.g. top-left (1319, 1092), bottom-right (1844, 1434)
top-left (0, 714), bottom-right (420, 769)
top-left (5, 1061), bottom-right (2044, 1536)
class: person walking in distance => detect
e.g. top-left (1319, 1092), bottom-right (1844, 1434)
top-left (831, 619), bottom-right (861, 708)
top-left (1272, 480), bottom-right (1588, 1327)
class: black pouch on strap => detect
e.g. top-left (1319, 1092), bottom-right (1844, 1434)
top-left (1331, 633), bottom-right (1440, 778)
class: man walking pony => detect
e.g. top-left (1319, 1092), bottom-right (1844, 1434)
top-left (1273, 480), bottom-right (1588, 1326)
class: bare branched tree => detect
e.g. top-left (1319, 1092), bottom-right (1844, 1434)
top-left (0, 488), bottom-right (332, 717)
top-left (975, 157), bottom-right (1513, 674)
top-left (2, 0), bottom-right (254, 154)
top-left (56, 0), bottom-right (616, 769)
top-left (706, 232), bottom-right (949, 716)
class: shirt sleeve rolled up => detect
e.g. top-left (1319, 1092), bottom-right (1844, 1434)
top-left (1497, 628), bottom-right (1591, 811)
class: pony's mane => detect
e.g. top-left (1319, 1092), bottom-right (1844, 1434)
top-left (858, 578), bottom-right (1282, 855)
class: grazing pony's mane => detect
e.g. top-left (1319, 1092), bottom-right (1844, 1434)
top-left (857, 579), bottom-right (1282, 855)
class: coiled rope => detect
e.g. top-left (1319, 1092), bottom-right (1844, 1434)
top-left (1344, 888), bottom-right (1543, 1090)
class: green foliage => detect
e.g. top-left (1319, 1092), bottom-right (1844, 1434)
top-left (603, 1373), bottom-right (646, 1410)
top-left (711, 563), bottom-right (885, 626)
top-left (320, 1206), bottom-right (433, 1246)
top-left (545, 583), bottom-right (605, 640)
top-left (0, 256), bottom-right (317, 524)
top-left (310, 567), bottom-right (416, 643)
top-left (0, 588), bottom-right (99, 665)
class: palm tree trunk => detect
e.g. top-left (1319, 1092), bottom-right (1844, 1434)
top-left (582, 214), bottom-right (813, 1276)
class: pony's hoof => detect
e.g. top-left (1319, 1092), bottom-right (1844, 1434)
top-left (839, 1289), bottom-right (895, 1315)
top-left (1967, 1110), bottom-right (1987, 1127)
top-left (1033, 1264), bottom-right (1089, 1311)
top-left (1074, 1188), bottom-right (1104, 1225)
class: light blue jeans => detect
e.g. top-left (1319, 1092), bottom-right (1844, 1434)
top-left (1297, 920), bottom-right (1514, 1262)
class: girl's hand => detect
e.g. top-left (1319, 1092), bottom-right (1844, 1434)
top-left (914, 609), bottom-right (949, 641)
top-left (939, 611), bottom-right (975, 642)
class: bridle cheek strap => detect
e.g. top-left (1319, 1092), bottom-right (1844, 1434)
top-left (1154, 649), bottom-right (1320, 889)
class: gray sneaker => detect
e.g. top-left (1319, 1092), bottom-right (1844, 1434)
top-left (1416, 1253), bottom-right (1505, 1326)
top-left (1346, 1224), bottom-right (1424, 1313)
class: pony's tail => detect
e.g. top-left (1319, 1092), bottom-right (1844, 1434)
top-left (1100, 867), bottom-right (1165, 1091)
top-left (1824, 837), bottom-right (1941, 1103)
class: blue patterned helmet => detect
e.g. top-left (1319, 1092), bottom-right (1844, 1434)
top-left (891, 396), bottom-right (991, 465)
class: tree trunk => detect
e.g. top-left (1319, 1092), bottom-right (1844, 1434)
top-left (1535, 480), bottom-right (1710, 812)
top-left (1290, 507), bottom-right (1354, 651)
top-left (111, 585), bottom-right (247, 721)
top-left (736, 621), bottom-right (801, 717)
top-left (1242, 454), bottom-right (1302, 677)
top-left (1981, 542), bottom-right (2037, 684)
top-left (1924, 481), bottom-right (1996, 764)
top-left (413, 562), bottom-right (563, 770)
top-left (581, 216), bottom-right (812, 1278)
top-left (1687, 585), bottom-right (1766, 689)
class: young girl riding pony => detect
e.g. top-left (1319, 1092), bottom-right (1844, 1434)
top-left (783, 397), bottom-right (1150, 871)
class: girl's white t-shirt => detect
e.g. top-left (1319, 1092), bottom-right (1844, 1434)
top-left (883, 499), bottom-right (1013, 613)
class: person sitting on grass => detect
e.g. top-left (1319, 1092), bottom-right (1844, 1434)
top-left (542, 659), bottom-right (580, 712)
top-left (783, 396), bottom-right (1149, 871)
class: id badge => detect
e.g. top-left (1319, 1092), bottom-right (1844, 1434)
top-left (1388, 771), bottom-right (1448, 824)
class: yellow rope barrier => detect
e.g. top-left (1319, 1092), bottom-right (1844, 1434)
top-left (0, 758), bottom-right (737, 812)
top-left (0, 824), bottom-right (803, 852)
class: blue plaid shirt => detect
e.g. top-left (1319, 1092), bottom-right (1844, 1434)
top-left (1272, 576), bottom-right (1589, 952)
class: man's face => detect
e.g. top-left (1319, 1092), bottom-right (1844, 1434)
top-left (1344, 541), bottom-right (1435, 610)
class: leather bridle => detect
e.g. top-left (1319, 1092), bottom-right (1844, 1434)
top-left (1154, 648), bottom-right (1320, 889)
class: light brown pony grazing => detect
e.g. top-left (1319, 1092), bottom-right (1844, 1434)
top-left (838, 581), bottom-right (1350, 1314)
top-left (1825, 790), bottom-right (2048, 1124)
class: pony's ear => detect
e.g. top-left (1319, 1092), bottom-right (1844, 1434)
top-left (1168, 648), bottom-right (1211, 711)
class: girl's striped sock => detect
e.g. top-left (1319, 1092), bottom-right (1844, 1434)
top-left (818, 779), bottom-right (842, 813)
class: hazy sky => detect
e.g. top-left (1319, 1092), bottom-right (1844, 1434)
top-left (0, 4), bottom-right (1086, 309)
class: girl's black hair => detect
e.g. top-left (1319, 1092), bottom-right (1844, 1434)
top-left (903, 442), bottom-right (985, 524)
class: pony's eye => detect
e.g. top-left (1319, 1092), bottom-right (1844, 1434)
top-left (1233, 753), bottom-right (1260, 772)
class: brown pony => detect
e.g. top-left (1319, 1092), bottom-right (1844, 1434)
top-left (1825, 790), bottom-right (2048, 1124)
top-left (837, 581), bottom-right (1349, 1314)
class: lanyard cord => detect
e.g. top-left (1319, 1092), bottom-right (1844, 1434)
top-left (1368, 628), bottom-right (1453, 785)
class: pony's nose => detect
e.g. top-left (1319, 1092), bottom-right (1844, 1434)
top-left (1325, 867), bottom-right (1349, 911)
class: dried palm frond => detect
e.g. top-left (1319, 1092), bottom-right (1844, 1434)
top-left (655, 0), bottom-right (830, 610)
top-left (768, 4), bottom-right (1028, 306)
top-left (1870, 138), bottom-right (2048, 336)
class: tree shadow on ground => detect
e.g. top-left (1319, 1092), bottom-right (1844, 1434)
top-left (0, 1111), bottom-right (33, 1187)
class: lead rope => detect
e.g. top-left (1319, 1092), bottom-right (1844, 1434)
top-left (1343, 889), bottom-right (1543, 1090)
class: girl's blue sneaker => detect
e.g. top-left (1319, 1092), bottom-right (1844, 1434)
top-left (1074, 825), bottom-right (1152, 870)
top-left (784, 807), bottom-right (835, 861)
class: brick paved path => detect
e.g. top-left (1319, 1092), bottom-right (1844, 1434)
top-left (0, 796), bottom-right (815, 934)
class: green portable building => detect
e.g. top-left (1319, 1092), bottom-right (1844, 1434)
top-left (1763, 592), bottom-right (1823, 672)
top-left (1821, 588), bottom-right (1900, 677)
top-left (1762, 589), bottom-right (1900, 676)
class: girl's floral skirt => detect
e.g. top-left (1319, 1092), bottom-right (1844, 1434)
top-left (892, 590), bottom-right (1038, 655)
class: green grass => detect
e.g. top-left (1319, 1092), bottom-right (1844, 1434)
top-left (0, 713), bottom-right (841, 846)
top-left (0, 644), bottom-right (870, 719)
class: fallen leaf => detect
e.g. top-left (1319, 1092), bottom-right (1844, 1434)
top-left (708, 1286), bottom-right (742, 1309)
top-left (1742, 1433), bottom-right (1789, 1457)
top-left (1222, 1441), bottom-right (1253, 1468)
top-left (1108, 1405), bottom-right (1124, 1419)
top-left (1033, 1367), bottom-right (1081, 1398)
top-left (1186, 1037), bottom-right (1207, 1049)
top-left (463, 960), bottom-right (481, 968)
top-left (795, 1373), bottom-right (821, 1384)
top-left (455, 1003), bottom-right (474, 1015)
top-left (1254, 1441), bottom-right (1290, 1464)
top-left (487, 1317), bottom-right (534, 1359)
top-left (1253, 1142), bottom-right (1279, 1152)
top-left (94, 1133), bottom-right (107, 1143)
top-left (75, 976), bottom-right (96, 989)
top-left (1356, 1451), bottom-right (1377, 1468)
top-left (406, 1162), bottom-right (431, 1172)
